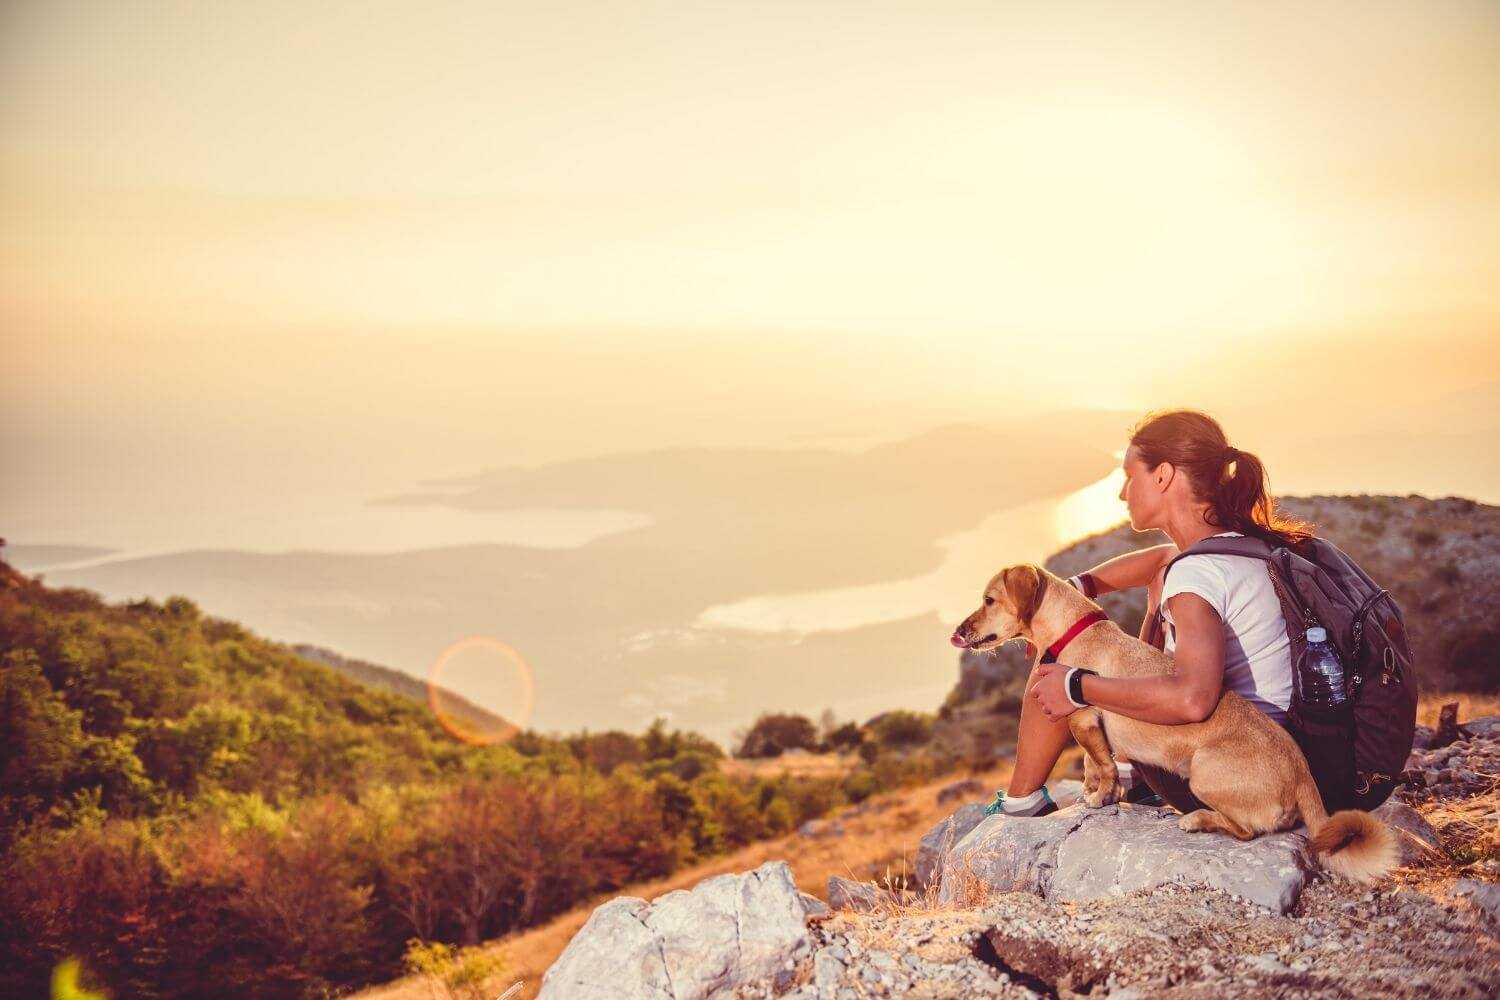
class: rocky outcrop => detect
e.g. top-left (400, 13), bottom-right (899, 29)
top-left (537, 861), bottom-right (815, 999)
top-left (1404, 714), bottom-right (1500, 802)
top-left (736, 875), bottom-right (1498, 999)
top-left (550, 718), bottom-right (1499, 1000)
top-left (915, 801), bottom-right (989, 893)
top-left (936, 801), bottom-right (1313, 913)
top-left (918, 726), bottom-right (1498, 920)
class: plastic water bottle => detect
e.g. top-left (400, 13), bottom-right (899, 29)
top-left (1302, 627), bottom-right (1347, 707)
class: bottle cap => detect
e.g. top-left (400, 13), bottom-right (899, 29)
top-left (1306, 626), bottom-right (1327, 642)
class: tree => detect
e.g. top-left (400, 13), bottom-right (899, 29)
top-left (735, 713), bottom-right (818, 758)
top-left (826, 722), bottom-right (864, 753)
top-left (0, 652), bottom-right (87, 839)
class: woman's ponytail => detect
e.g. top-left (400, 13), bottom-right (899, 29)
top-left (1129, 410), bottom-right (1313, 548)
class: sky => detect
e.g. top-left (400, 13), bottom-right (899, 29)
top-left (3, 1), bottom-right (1499, 549)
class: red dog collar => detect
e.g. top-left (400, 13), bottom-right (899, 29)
top-left (1040, 610), bottom-right (1109, 664)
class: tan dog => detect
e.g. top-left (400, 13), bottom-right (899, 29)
top-left (953, 563), bottom-right (1399, 884)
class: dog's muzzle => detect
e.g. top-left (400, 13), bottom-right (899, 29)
top-left (951, 631), bottom-right (997, 648)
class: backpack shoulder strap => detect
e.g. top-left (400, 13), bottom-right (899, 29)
top-left (1150, 535), bottom-right (1306, 648)
top-left (1160, 535), bottom-right (1276, 589)
top-left (1158, 534), bottom-right (1318, 634)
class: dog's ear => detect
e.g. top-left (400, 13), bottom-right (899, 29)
top-left (1003, 564), bottom-right (1047, 626)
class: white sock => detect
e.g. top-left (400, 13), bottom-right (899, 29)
top-left (1116, 762), bottom-right (1136, 791)
top-left (1002, 788), bottom-right (1046, 814)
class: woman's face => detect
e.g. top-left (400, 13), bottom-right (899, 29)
top-left (1118, 444), bottom-right (1164, 531)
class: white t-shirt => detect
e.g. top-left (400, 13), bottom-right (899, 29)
top-left (1160, 531), bottom-right (1294, 724)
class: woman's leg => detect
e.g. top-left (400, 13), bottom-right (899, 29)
top-left (1006, 662), bottom-right (1075, 796)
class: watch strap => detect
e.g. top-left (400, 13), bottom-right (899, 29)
top-left (1065, 666), bottom-right (1096, 708)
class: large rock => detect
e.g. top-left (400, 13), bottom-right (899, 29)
top-left (915, 801), bottom-right (988, 892)
top-left (538, 860), bottom-right (814, 999)
top-left (1449, 878), bottom-right (1500, 923)
top-left (1371, 797), bottom-right (1443, 865)
top-left (914, 780), bottom-right (1085, 891)
top-left (937, 802), bottom-right (1314, 914)
top-left (826, 876), bottom-right (880, 913)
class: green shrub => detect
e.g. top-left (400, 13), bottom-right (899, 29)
top-left (842, 769), bottom-right (879, 803)
top-left (403, 939), bottom-right (507, 1000)
top-left (867, 710), bottom-right (934, 749)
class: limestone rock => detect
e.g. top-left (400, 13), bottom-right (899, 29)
top-left (538, 860), bottom-right (813, 999)
top-left (1371, 797), bottom-right (1443, 865)
top-left (914, 780), bottom-right (1086, 892)
top-left (914, 801), bottom-right (988, 891)
top-left (1449, 879), bottom-right (1500, 923)
top-left (1049, 805), bottom-right (1311, 913)
top-left (536, 897), bottom-right (671, 999)
top-left (938, 802), bottom-right (1313, 914)
top-left (826, 876), bottom-right (880, 913)
top-left (797, 818), bottom-right (844, 838)
top-left (798, 891), bottom-right (830, 918)
top-left (938, 803), bottom-right (1087, 907)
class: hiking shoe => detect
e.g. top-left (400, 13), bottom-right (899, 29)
top-left (1123, 783), bottom-right (1164, 807)
top-left (982, 787), bottom-right (1058, 818)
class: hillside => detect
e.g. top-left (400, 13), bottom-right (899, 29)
top-left (940, 494), bottom-right (1499, 747)
top-left (0, 554), bottom-right (956, 999)
top-left (290, 642), bottom-right (515, 740)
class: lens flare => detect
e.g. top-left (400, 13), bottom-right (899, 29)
top-left (426, 635), bottom-right (535, 745)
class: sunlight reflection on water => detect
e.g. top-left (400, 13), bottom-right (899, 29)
top-left (696, 463), bottom-right (1129, 635)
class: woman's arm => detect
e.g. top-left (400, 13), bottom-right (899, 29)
top-left (1078, 543), bottom-right (1177, 597)
top-left (1031, 593), bottom-right (1227, 725)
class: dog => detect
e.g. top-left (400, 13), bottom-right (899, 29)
top-left (951, 563), bottom-right (1398, 885)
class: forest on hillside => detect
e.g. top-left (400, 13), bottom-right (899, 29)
top-left (0, 559), bottom-right (949, 998)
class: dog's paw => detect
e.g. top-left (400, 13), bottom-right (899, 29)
top-left (1084, 784), bottom-right (1120, 808)
top-left (1177, 809), bottom-right (1213, 833)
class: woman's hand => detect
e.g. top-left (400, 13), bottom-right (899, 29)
top-left (1036, 593), bottom-right (1227, 727)
top-left (1029, 662), bottom-right (1078, 721)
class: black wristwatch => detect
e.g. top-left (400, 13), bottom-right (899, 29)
top-left (1066, 667), bottom-right (1096, 708)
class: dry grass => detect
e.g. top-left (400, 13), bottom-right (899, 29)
top-left (1387, 779), bottom-right (1500, 898)
top-left (354, 749), bottom-right (1085, 1000)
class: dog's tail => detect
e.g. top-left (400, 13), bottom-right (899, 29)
top-left (1295, 776), bottom-right (1399, 885)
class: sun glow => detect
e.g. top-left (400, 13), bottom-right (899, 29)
top-left (1054, 467), bottom-right (1130, 549)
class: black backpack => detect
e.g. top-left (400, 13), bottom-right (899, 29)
top-left (1150, 534), bottom-right (1418, 812)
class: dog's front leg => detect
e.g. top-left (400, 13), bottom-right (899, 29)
top-left (1068, 710), bottom-right (1120, 808)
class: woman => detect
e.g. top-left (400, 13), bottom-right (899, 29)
top-left (985, 409), bottom-right (1312, 818)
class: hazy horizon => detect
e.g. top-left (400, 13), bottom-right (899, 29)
top-left (4, 2), bottom-right (1498, 740)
